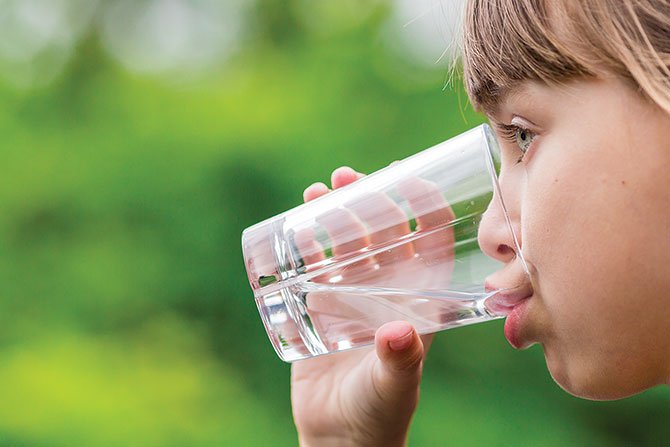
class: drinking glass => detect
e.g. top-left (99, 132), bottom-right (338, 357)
top-left (242, 124), bottom-right (526, 362)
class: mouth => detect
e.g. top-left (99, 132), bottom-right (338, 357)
top-left (484, 281), bottom-right (534, 349)
top-left (484, 287), bottom-right (533, 317)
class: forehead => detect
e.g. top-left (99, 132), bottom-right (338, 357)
top-left (486, 79), bottom-right (595, 126)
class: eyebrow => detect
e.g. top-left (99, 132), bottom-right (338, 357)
top-left (486, 83), bottom-right (535, 121)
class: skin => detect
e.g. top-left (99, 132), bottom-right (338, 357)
top-left (291, 75), bottom-right (670, 445)
top-left (482, 76), bottom-right (670, 400)
top-left (292, 168), bottom-right (434, 447)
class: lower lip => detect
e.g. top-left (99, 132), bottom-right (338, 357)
top-left (503, 298), bottom-right (532, 349)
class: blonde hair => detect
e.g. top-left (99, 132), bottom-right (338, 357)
top-left (462, 0), bottom-right (670, 115)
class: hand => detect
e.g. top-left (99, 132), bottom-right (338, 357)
top-left (291, 166), bottom-right (455, 446)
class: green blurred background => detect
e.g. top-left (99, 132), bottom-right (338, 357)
top-left (1, 0), bottom-right (668, 445)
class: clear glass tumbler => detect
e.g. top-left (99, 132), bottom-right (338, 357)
top-left (242, 124), bottom-right (526, 362)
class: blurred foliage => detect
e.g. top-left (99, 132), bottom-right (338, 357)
top-left (0, 1), bottom-right (668, 446)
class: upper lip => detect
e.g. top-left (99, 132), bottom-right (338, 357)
top-left (484, 280), bottom-right (533, 315)
top-left (483, 257), bottom-right (534, 315)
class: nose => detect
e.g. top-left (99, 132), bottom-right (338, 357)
top-left (478, 189), bottom-right (521, 264)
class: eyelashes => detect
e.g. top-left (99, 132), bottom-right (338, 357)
top-left (495, 123), bottom-right (536, 164)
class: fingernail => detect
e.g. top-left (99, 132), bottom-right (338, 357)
top-left (389, 329), bottom-right (414, 352)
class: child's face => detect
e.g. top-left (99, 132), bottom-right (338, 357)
top-left (479, 76), bottom-right (670, 400)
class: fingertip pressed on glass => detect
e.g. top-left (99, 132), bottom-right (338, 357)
top-left (242, 124), bottom-right (526, 362)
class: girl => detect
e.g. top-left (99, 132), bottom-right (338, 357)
top-left (291, 1), bottom-right (670, 445)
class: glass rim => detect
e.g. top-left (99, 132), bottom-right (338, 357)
top-left (481, 123), bottom-right (529, 274)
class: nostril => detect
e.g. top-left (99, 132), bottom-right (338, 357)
top-left (497, 244), bottom-right (514, 257)
top-left (477, 209), bottom-right (520, 264)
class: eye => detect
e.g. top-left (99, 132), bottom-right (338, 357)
top-left (515, 127), bottom-right (534, 154)
top-left (496, 122), bottom-right (537, 164)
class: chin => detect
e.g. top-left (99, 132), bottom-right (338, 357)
top-left (544, 348), bottom-right (651, 401)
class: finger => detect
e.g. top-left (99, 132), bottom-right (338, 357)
top-left (346, 192), bottom-right (414, 266)
top-left (303, 182), bottom-right (330, 202)
top-left (293, 227), bottom-right (346, 284)
top-left (373, 321), bottom-right (425, 401)
top-left (396, 177), bottom-right (455, 260)
top-left (331, 166), bottom-right (365, 189)
top-left (293, 228), bottom-right (359, 345)
top-left (316, 206), bottom-right (378, 284)
top-left (293, 227), bottom-right (371, 346)
top-left (293, 227), bottom-right (325, 270)
top-left (317, 208), bottom-right (369, 258)
top-left (319, 168), bottom-right (368, 261)
top-left (299, 172), bottom-right (372, 345)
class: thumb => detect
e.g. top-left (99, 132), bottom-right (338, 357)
top-left (373, 321), bottom-right (425, 403)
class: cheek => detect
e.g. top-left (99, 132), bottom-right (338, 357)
top-left (520, 136), bottom-right (647, 348)
top-left (524, 128), bottom-right (655, 307)
top-left (519, 134), bottom-right (669, 397)
top-left (525, 191), bottom-right (618, 336)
